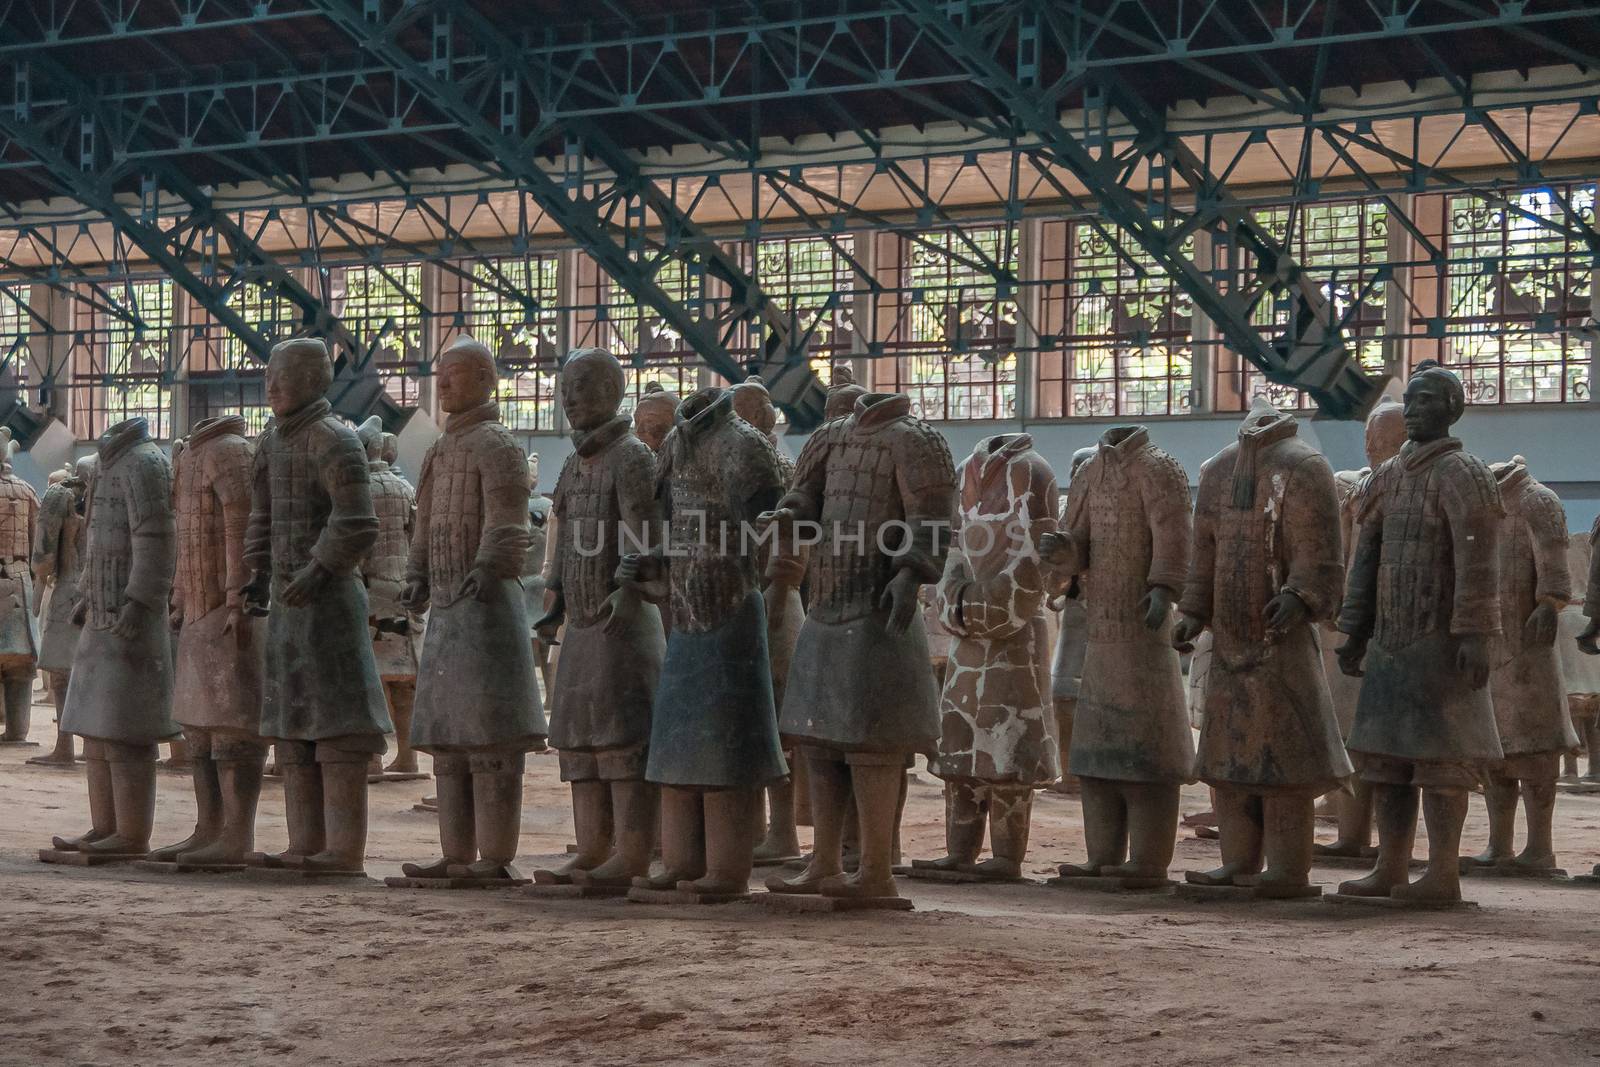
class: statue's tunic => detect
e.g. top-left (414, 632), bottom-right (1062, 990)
top-left (61, 418), bottom-right (178, 744)
top-left (777, 393), bottom-right (956, 755)
top-left (245, 398), bottom-right (390, 743)
top-left (409, 400), bottom-right (545, 752)
top-left (0, 466), bottom-right (38, 673)
top-left (1059, 426), bottom-right (1195, 783)
top-left (934, 433), bottom-right (1060, 785)
top-left (1320, 468), bottom-right (1368, 736)
top-left (1181, 410), bottom-right (1352, 794)
top-left (1487, 460), bottom-right (1577, 761)
top-left (172, 415), bottom-right (264, 736)
top-left (645, 390), bottom-right (789, 788)
top-left (547, 416), bottom-right (664, 769)
top-left (1338, 437), bottom-right (1504, 768)
top-left (366, 454), bottom-right (419, 680)
top-left (33, 476), bottom-right (87, 672)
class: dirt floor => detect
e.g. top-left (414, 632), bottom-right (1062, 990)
top-left (5, 695), bottom-right (1600, 1067)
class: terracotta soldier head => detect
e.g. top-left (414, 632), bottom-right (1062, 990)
top-left (437, 335), bottom-right (497, 414)
top-left (356, 416), bottom-right (384, 463)
top-left (380, 433), bottom-right (400, 467)
top-left (561, 347), bottom-right (626, 433)
top-left (528, 452), bottom-right (540, 493)
top-left (730, 375), bottom-right (778, 437)
top-left (1403, 361), bottom-right (1466, 444)
top-left (1364, 397), bottom-right (1406, 467)
top-left (632, 381), bottom-right (679, 453)
top-left (266, 337), bottom-right (334, 418)
top-left (1068, 445), bottom-right (1096, 483)
top-left (47, 465), bottom-right (68, 486)
top-left (823, 366), bottom-right (866, 421)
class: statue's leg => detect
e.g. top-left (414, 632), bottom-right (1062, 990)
top-left (1511, 754), bottom-right (1559, 870)
top-left (1338, 780), bottom-right (1417, 896)
top-left (753, 774), bottom-right (801, 862)
top-left (821, 755), bottom-right (902, 898)
top-left (1467, 766), bottom-right (1517, 866)
top-left (1046, 698), bottom-right (1078, 794)
top-left (1257, 791), bottom-right (1315, 889)
top-left (148, 728), bottom-right (222, 860)
top-left (913, 778), bottom-right (984, 871)
top-left (532, 750), bottom-right (613, 883)
top-left (1108, 780), bottom-right (1180, 881)
top-left (303, 741), bottom-right (373, 875)
top-left (266, 740), bottom-right (325, 867)
top-left (1186, 785), bottom-right (1262, 885)
top-left (1393, 786), bottom-right (1466, 902)
top-left (181, 738), bottom-right (266, 865)
top-left (975, 785), bottom-right (1033, 879)
top-left (576, 750), bottom-right (657, 887)
top-left (635, 785), bottom-right (703, 890)
top-left (1058, 776), bottom-right (1127, 876)
top-left (1585, 712), bottom-right (1600, 781)
top-left (80, 740), bottom-right (157, 856)
top-left (1, 667), bottom-right (32, 741)
top-left (465, 751), bottom-right (525, 879)
top-left (1317, 778), bottom-right (1375, 858)
top-left (767, 747), bottom-right (847, 893)
top-left (683, 788), bottom-right (758, 895)
top-left (32, 671), bottom-right (76, 765)
top-left (51, 737), bottom-right (115, 849)
top-left (402, 752), bottom-right (473, 878)
top-left (384, 680), bottom-right (418, 775)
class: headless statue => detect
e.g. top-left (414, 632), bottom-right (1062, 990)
top-left (1559, 535), bottom-right (1600, 781)
top-left (1046, 446), bottom-right (1096, 796)
top-left (0, 431), bottom-right (39, 744)
top-left (31, 460), bottom-right (91, 766)
top-left (357, 417), bottom-right (422, 779)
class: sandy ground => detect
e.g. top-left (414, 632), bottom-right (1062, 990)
top-left (5, 694), bottom-right (1600, 1067)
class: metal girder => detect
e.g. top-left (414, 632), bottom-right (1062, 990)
top-left (889, 0), bottom-right (1387, 418)
top-left (311, 0), bottom-right (832, 428)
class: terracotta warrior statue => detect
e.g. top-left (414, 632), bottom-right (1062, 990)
top-left (625, 386), bottom-right (790, 897)
top-left (48, 417), bottom-right (177, 861)
top-left (1042, 426), bottom-right (1194, 886)
top-left (632, 381), bottom-right (679, 457)
top-left (730, 374), bottom-right (805, 865)
top-left (1317, 397), bottom-right (1406, 859)
top-left (523, 452), bottom-right (555, 696)
top-left (32, 459), bottom-right (91, 765)
top-left (533, 347), bottom-right (664, 887)
top-left (146, 415), bottom-right (267, 867)
top-left (762, 389), bottom-right (956, 902)
top-left (915, 434), bottom-right (1059, 880)
top-left (1173, 402), bottom-right (1352, 894)
top-left (1047, 446), bottom-right (1096, 795)
top-left (1578, 517), bottom-right (1600, 671)
top-left (358, 416), bottom-right (422, 779)
top-left (243, 337), bottom-right (392, 876)
top-left (1463, 456), bottom-right (1574, 873)
top-left (0, 431), bottom-right (38, 744)
top-left (1560, 534), bottom-right (1600, 781)
top-left (1336, 362), bottom-right (1504, 903)
top-left (399, 335), bottom-right (545, 883)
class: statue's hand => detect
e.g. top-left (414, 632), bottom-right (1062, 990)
top-left (1456, 633), bottom-right (1491, 690)
top-left (223, 607), bottom-right (250, 649)
top-left (280, 561), bottom-right (332, 608)
top-left (1038, 531), bottom-right (1074, 567)
top-left (400, 578), bottom-right (430, 614)
top-left (598, 585), bottom-right (640, 637)
top-left (533, 588), bottom-right (565, 642)
top-left (878, 568), bottom-right (920, 636)
top-left (110, 598), bottom-right (150, 640)
top-left (241, 570), bottom-right (272, 617)
top-left (1522, 600), bottom-right (1558, 648)
top-left (1336, 634), bottom-right (1368, 678)
top-left (756, 506), bottom-right (797, 533)
top-left (1171, 612), bottom-right (1205, 652)
top-left (1263, 590), bottom-right (1310, 634)
top-left (455, 566), bottom-right (495, 604)
top-left (1140, 585), bottom-right (1175, 631)
top-left (70, 597), bottom-right (87, 627)
top-left (1580, 617), bottom-right (1600, 656)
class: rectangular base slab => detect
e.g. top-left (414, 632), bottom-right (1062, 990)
top-left (411, 802), bottom-right (437, 813)
top-left (0, 739), bottom-right (40, 747)
top-left (524, 883), bottom-right (629, 899)
top-left (1046, 874), bottom-right (1173, 893)
top-left (1556, 780), bottom-right (1600, 795)
top-left (132, 859), bottom-right (247, 875)
top-left (1313, 853), bottom-right (1426, 871)
top-left (751, 855), bottom-right (804, 868)
top-left (1177, 881), bottom-right (1322, 902)
top-left (238, 862), bottom-right (370, 880)
top-left (368, 771), bottom-right (430, 784)
top-left (1563, 873), bottom-right (1600, 886)
top-left (384, 875), bottom-right (531, 890)
top-left (905, 866), bottom-right (1025, 885)
top-left (1324, 892), bottom-right (1478, 910)
top-left (23, 757), bottom-right (78, 769)
top-left (626, 887), bottom-right (750, 905)
top-left (1459, 862), bottom-right (1567, 880)
top-left (755, 891), bottom-right (913, 912)
top-left (38, 848), bottom-right (144, 866)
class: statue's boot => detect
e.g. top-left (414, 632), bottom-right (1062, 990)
top-left (1392, 789), bottom-right (1466, 902)
top-left (631, 785), bottom-right (701, 890)
top-left (1, 675), bottom-right (32, 742)
top-left (1186, 787), bottom-right (1261, 886)
top-left (1511, 771), bottom-right (1558, 870)
top-left (1585, 718), bottom-right (1600, 781)
top-left (912, 779), bottom-right (984, 872)
top-left (1338, 784), bottom-right (1418, 896)
top-left (452, 761), bottom-right (524, 881)
top-left (264, 760), bottom-right (325, 868)
top-left (572, 778), bottom-right (654, 887)
top-left (532, 780), bottom-right (614, 884)
top-left (301, 761), bottom-right (369, 874)
top-left (1256, 793), bottom-right (1314, 889)
top-left (1465, 773), bottom-right (1518, 867)
top-left (80, 749), bottom-right (156, 856)
top-left (891, 765), bottom-right (909, 867)
top-left (1057, 775), bottom-right (1127, 877)
top-left (1315, 779), bottom-right (1375, 857)
top-left (383, 682), bottom-right (419, 774)
top-left (33, 726), bottom-right (76, 766)
top-left (52, 746), bottom-right (115, 850)
top-left (972, 786), bottom-right (1031, 880)
top-left (753, 776), bottom-right (801, 862)
top-left (402, 766), bottom-right (473, 878)
top-left (146, 754), bottom-right (222, 861)
top-left (767, 752), bottom-right (846, 894)
top-left (681, 788), bottom-right (757, 895)
top-left (180, 751), bottom-right (265, 866)
top-left (1045, 698), bottom-right (1079, 794)
top-left (820, 763), bottom-right (901, 898)
top-left (1102, 781), bottom-right (1178, 881)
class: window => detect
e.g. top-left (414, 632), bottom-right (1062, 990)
top-left (1435, 186), bottom-right (1594, 404)
top-left (746, 235), bottom-right (858, 386)
top-left (1037, 220), bottom-right (1193, 417)
top-left (70, 279), bottom-right (173, 439)
top-left (466, 256), bottom-right (562, 432)
top-left (332, 264), bottom-right (426, 407)
top-left (573, 255), bottom-right (705, 412)
top-left (876, 227), bottom-right (1019, 420)
top-left (185, 281), bottom-right (294, 433)
top-left (0, 292), bottom-right (33, 403)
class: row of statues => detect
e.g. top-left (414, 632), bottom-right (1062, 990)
top-left (26, 333), bottom-right (1600, 912)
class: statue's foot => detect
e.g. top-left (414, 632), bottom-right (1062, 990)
top-left (1583, 773), bottom-right (1600, 784)
top-left (50, 828), bottom-right (107, 852)
top-left (1463, 848), bottom-right (1509, 869)
top-left (1313, 839), bottom-right (1371, 858)
top-left (383, 759), bottom-right (419, 775)
top-left (1100, 861), bottom-right (1167, 881)
top-left (571, 854), bottom-right (648, 889)
top-left (910, 853), bottom-right (972, 872)
top-left (1253, 868), bottom-right (1310, 890)
top-left (301, 851), bottom-right (363, 875)
top-left (261, 849), bottom-right (313, 870)
top-left (1045, 777), bottom-right (1081, 796)
top-left (400, 857), bottom-right (455, 879)
top-left (28, 752), bottom-right (76, 767)
top-left (1184, 863), bottom-right (1253, 887)
top-left (753, 833), bottom-right (802, 862)
top-left (1391, 867), bottom-right (1461, 903)
top-left (451, 860), bottom-right (521, 881)
top-left (1509, 849), bottom-right (1558, 871)
top-left (970, 856), bottom-right (1022, 880)
top-left (678, 874), bottom-right (749, 895)
top-left (79, 834), bottom-right (149, 857)
top-left (530, 853), bottom-right (603, 885)
top-left (819, 869), bottom-right (898, 899)
top-left (631, 868), bottom-right (700, 891)
top-left (1055, 860), bottom-right (1105, 879)
top-left (765, 858), bottom-right (839, 894)
top-left (1336, 869), bottom-right (1404, 897)
top-left (176, 839), bottom-right (248, 867)
top-left (145, 831), bottom-right (212, 863)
